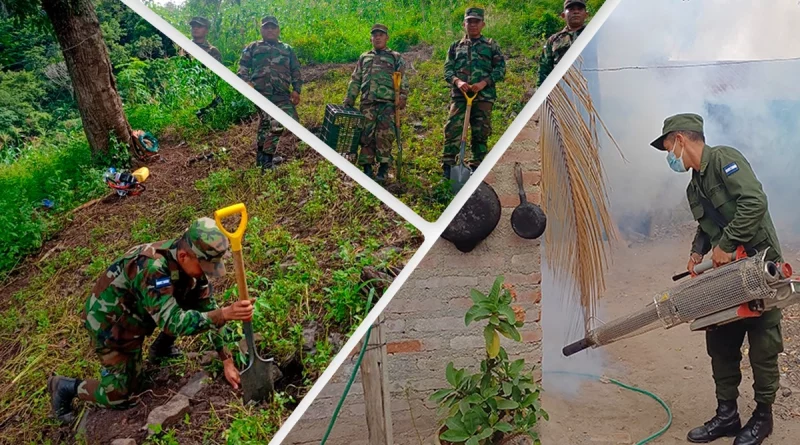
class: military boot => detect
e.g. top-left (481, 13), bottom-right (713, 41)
top-left (687, 399), bottom-right (741, 443)
top-left (363, 163), bottom-right (374, 179)
top-left (149, 331), bottom-right (183, 361)
top-left (47, 376), bottom-right (80, 423)
top-left (256, 148), bottom-right (267, 170)
top-left (733, 403), bottom-right (773, 445)
top-left (376, 163), bottom-right (390, 184)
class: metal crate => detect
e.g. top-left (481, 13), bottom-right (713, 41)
top-left (321, 104), bottom-right (365, 155)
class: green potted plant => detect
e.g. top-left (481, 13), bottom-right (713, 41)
top-left (429, 275), bottom-right (549, 445)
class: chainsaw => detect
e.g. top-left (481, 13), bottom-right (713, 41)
top-left (562, 245), bottom-right (800, 357)
top-left (104, 167), bottom-right (149, 197)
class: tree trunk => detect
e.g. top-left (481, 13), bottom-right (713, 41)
top-left (40, 0), bottom-right (133, 156)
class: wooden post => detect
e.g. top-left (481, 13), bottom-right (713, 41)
top-left (360, 314), bottom-right (393, 445)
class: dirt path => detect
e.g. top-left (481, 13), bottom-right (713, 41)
top-left (540, 230), bottom-right (800, 445)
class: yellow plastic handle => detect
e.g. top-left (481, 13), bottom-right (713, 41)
top-left (462, 89), bottom-right (478, 106)
top-left (213, 203), bottom-right (248, 252)
top-left (392, 72), bottom-right (402, 89)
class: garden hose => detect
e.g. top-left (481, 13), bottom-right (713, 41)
top-left (320, 286), bottom-right (378, 445)
top-left (543, 370), bottom-right (672, 445)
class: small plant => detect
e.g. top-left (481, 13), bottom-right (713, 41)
top-left (429, 275), bottom-right (548, 445)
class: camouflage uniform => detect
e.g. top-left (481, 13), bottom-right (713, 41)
top-left (537, 1), bottom-right (587, 87)
top-left (237, 16), bottom-right (302, 164)
top-left (344, 24), bottom-right (409, 169)
top-left (443, 8), bottom-right (506, 168)
top-left (179, 17), bottom-right (223, 63)
top-left (72, 218), bottom-right (231, 408)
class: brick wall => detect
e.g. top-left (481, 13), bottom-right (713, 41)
top-left (285, 116), bottom-right (543, 445)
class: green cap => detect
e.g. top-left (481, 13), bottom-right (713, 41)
top-left (564, 0), bottom-right (587, 8)
top-left (181, 217), bottom-right (229, 278)
top-left (650, 113), bottom-right (705, 151)
top-left (189, 16), bottom-right (211, 28)
top-left (371, 23), bottom-right (388, 34)
top-left (261, 16), bottom-right (279, 27)
top-left (464, 7), bottom-right (484, 20)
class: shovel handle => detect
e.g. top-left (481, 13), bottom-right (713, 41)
top-left (461, 89), bottom-right (478, 106)
top-left (214, 203), bottom-right (248, 252)
top-left (514, 162), bottom-right (527, 204)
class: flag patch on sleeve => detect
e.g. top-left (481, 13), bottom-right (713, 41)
top-left (723, 162), bottom-right (739, 176)
top-left (154, 276), bottom-right (172, 289)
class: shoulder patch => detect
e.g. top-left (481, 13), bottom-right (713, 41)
top-left (154, 276), bottom-right (172, 290)
top-left (723, 162), bottom-right (739, 176)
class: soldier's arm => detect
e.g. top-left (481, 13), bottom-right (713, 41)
top-left (211, 47), bottom-right (222, 63)
top-left (186, 277), bottom-right (233, 360)
top-left (691, 225), bottom-right (712, 256)
top-left (537, 41), bottom-right (554, 87)
top-left (715, 149), bottom-right (768, 253)
top-left (237, 45), bottom-right (252, 82)
top-left (141, 267), bottom-right (226, 338)
top-left (397, 55), bottom-right (410, 100)
top-left (486, 41), bottom-right (506, 87)
top-left (444, 43), bottom-right (457, 86)
top-left (290, 48), bottom-right (302, 94)
top-left (344, 56), bottom-right (363, 106)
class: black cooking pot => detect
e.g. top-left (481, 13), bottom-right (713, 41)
top-left (441, 181), bottom-right (502, 252)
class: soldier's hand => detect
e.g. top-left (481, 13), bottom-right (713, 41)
top-left (222, 299), bottom-right (254, 321)
top-left (711, 246), bottom-right (733, 268)
top-left (223, 358), bottom-right (241, 389)
top-left (471, 81), bottom-right (488, 92)
top-left (687, 252), bottom-right (703, 277)
top-left (456, 79), bottom-right (471, 93)
top-left (290, 91), bottom-right (300, 106)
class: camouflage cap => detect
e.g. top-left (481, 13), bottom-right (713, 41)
top-left (261, 16), bottom-right (279, 27)
top-left (564, 0), bottom-right (587, 8)
top-left (189, 16), bottom-right (211, 28)
top-left (650, 113), bottom-right (704, 151)
top-left (464, 7), bottom-right (484, 21)
top-left (371, 23), bottom-right (389, 34)
top-left (181, 217), bottom-right (230, 277)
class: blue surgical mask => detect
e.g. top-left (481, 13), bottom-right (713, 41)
top-left (667, 142), bottom-right (687, 173)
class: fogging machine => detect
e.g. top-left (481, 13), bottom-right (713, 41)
top-left (563, 246), bottom-right (800, 357)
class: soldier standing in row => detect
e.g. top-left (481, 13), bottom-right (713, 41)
top-left (47, 218), bottom-right (255, 422)
top-left (238, 16), bottom-right (303, 171)
top-left (537, 0), bottom-right (589, 87)
top-left (179, 16), bottom-right (222, 63)
top-left (442, 7), bottom-right (506, 179)
top-left (344, 24), bottom-right (409, 183)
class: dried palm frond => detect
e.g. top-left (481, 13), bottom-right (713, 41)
top-left (539, 57), bottom-right (624, 333)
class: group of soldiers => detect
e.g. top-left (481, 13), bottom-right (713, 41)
top-left (181, 0), bottom-right (591, 183)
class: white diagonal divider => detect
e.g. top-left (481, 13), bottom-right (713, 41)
top-left (118, 0), bottom-right (623, 442)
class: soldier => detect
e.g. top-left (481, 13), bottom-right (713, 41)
top-left (442, 7), bottom-right (506, 178)
top-left (179, 16), bottom-right (223, 63)
top-left (46, 218), bottom-right (255, 423)
top-left (537, 0), bottom-right (589, 87)
top-left (651, 113), bottom-right (783, 445)
top-left (238, 16), bottom-right (302, 171)
top-left (344, 23), bottom-right (409, 183)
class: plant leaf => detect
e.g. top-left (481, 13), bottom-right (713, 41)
top-left (498, 304), bottom-right (516, 324)
top-left (469, 288), bottom-right (486, 304)
top-left (484, 325), bottom-right (500, 358)
top-left (495, 422), bottom-right (513, 433)
top-left (430, 389), bottom-right (453, 403)
top-left (446, 362), bottom-right (457, 387)
top-left (465, 306), bottom-right (492, 325)
top-left (466, 436), bottom-right (480, 445)
top-left (510, 359), bottom-right (525, 376)
top-left (489, 275), bottom-right (504, 303)
top-left (441, 429), bottom-right (470, 442)
top-left (495, 398), bottom-right (519, 410)
top-left (497, 320), bottom-right (521, 341)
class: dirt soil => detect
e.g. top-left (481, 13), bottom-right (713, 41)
top-left (540, 229), bottom-right (800, 445)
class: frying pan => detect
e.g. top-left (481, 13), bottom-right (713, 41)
top-left (510, 162), bottom-right (547, 239)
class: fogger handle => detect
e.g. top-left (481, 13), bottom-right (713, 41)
top-left (673, 259), bottom-right (715, 281)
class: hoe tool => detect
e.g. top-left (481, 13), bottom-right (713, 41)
top-left (563, 246), bottom-right (799, 357)
top-left (214, 203), bottom-right (279, 403)
top-left (450, 90), bottom-right (478, 194)
top-left (392, 71), bottom-right (405, 183)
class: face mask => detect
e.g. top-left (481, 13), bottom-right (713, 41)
top-left (667, 141), bottom-right (687, 173)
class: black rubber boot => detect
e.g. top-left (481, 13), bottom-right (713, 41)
top-left (149, 331), bottom-right (183, 360)
top-left (442, 163), bottom-right (452, 180)
top-left (362, 164), bottom-right (374, 179)
top-left (687, 399), bottom-right (741, 443)
top-left (733, 403), bottom-right (773, 445)
top-left (376, 163), bottom-right (390, 184)
top-left (47, 376), bottom-right (80, 424)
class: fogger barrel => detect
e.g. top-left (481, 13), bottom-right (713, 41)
top-left (563, 253), bottom-right (785, 357)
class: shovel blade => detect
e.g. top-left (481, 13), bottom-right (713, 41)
top-left (450, 165), bottom-right (471, 194)
top-left (241, 353), bottom-right (280, 404)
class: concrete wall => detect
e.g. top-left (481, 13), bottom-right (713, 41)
top-left (285, 116), bottom-right (543, 445)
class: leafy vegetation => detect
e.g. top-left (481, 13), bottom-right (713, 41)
top-left (152, 0), bottom-right (606, 222)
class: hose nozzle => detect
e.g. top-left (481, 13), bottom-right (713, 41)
top-left (563, 337), bottom-right (594, 357)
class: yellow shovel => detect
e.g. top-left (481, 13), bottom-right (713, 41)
top-left (214, 203), bottom-right (278, 403)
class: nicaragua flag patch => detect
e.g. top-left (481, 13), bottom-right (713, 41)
top-left (723, 162), bottom-right (739, 176)
top-left (154, 276), bottom-right (172, 289)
